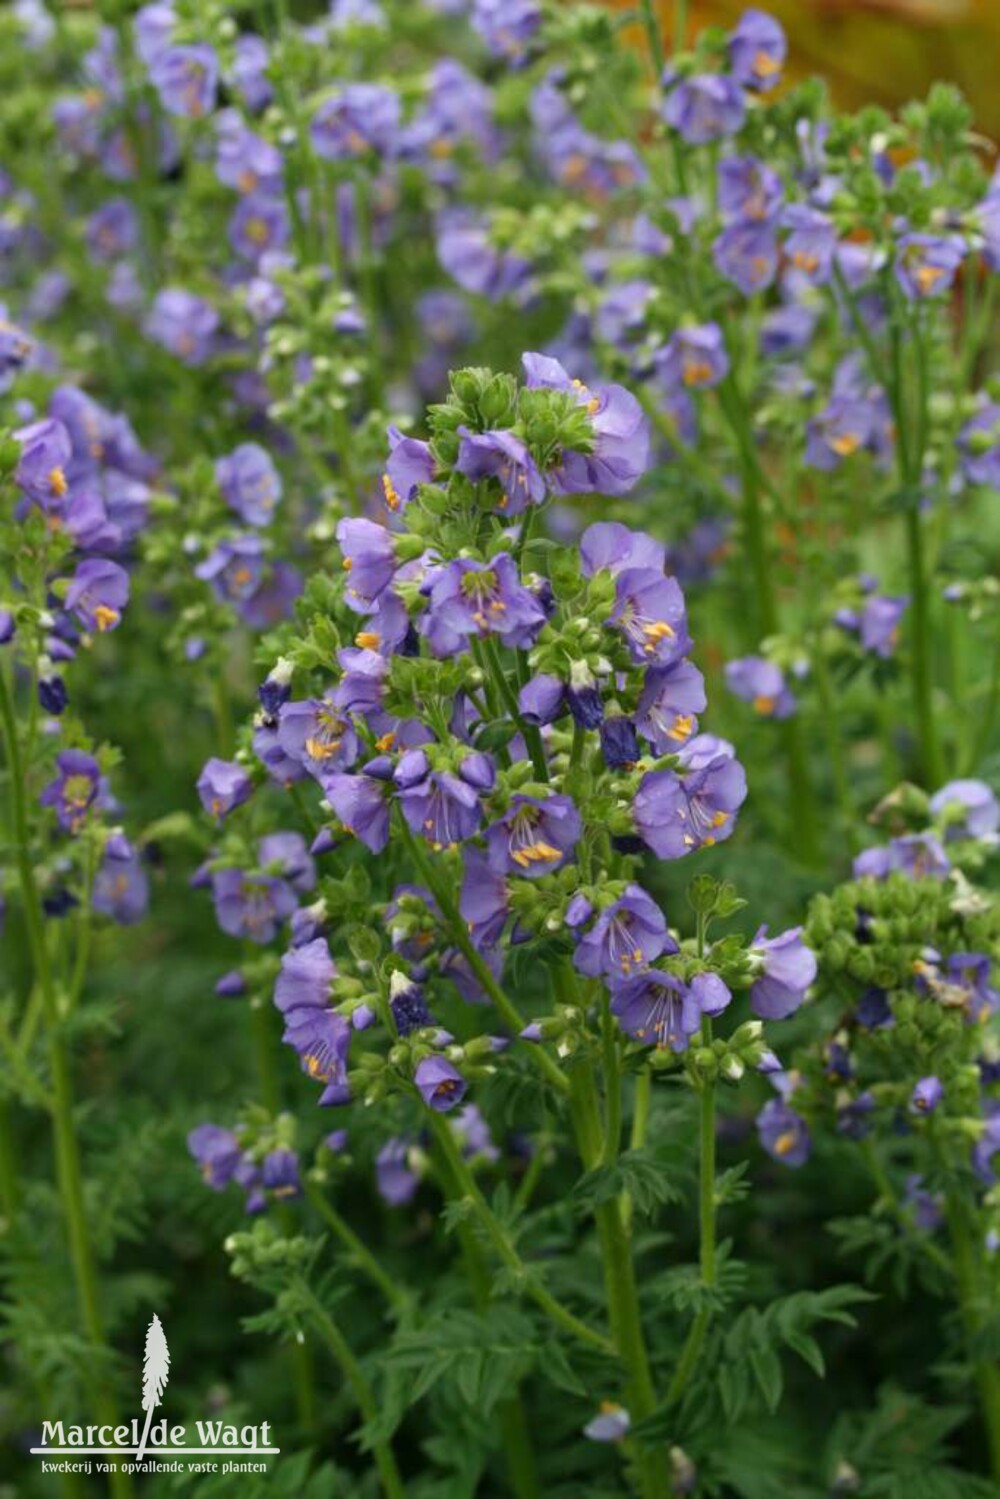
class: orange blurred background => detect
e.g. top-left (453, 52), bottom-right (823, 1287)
top-left (611, 0), bottom-right (1000, 140)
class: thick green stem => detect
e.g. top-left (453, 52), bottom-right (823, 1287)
top-left (482, 635), bottom-right (549, 782)
top-left (428, 1112), bottom-right (613, 1355)
top-left (812, 644), bottom-right (858, 853)
top-left (296, 1280), bottom-right (405, 1499)
top-left (434, 1148), bottom-right (542, 1499)
top-left (566, 1064), bottom-right (665, 1499)
top-left (946, 1195), bottom-right (1000, 1480)
top-left (0, 667), bottom-right (132, 1499)
top-left (665, 1021), bottom-right (717, 1411)
top-left (307, 1184), bottom-right (406, 1311)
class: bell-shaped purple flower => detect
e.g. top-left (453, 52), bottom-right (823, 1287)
top-left (211, 868), bottom-right (298, 944)
top-left (749, 926), bottom-right (817, 1020)
top-left (636, 658), bottom-right (706, 752)
top-left (663, 74), bottom-right (746, 145)
top-left (40, 750), bottom-right (102, 834)
top-left (573, 884), bottom-right (675, 979)
top-left (197, 756), bottom-right (253, 820)
top-left (426, 555), bottom-right (546, 651)
top-left (485, 793), bottom-right (581, 878)
top-left (456, 428), bottom-right (547, 515)
top-left (521, 353), bottom-right (650, 496)
top-left (415, 1055), bottom-right (467, 1112)
top-left (310, 84), bottom-right (401, 160)
top-left (65, 559), bottom-right (130, 633)
top-left (656, 323), bottom-right (729, 393)
top-left (608, 568), bottom-right (691, 668)
top-left (728, 9), bottom-right (786, 91)
top-left (216, 442), bottom-right (282, 526)
top-left (757, 1099), bottom-right (810, 1166)
top-left (634, 751), bottom-right (747, 859)
top-left (929, 779), bottom-right (999, 842)
top-left (612, 969), bottom-right (731, 1051)
top-left (725, 656), bottom-right (796, 718)
top-left (150, 43), bottom-right (218, 118)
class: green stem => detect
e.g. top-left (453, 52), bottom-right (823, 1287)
top-left (434, 1150), bottom-right (541, 1499)
top-left (665, 1020), bottom-right (717, 1411)
top-left (600, 991), bottom-right (623, 1168)
top-left (396, 819), bottom-right (568, 1094)
top-left (566, 1063), bottom-right (664, 1499)
top-left (812, 644), bottom-right (858, 853)
top-left (639, 0), bottom-right (665, 75)
top-left (295, 1280), bottom-right (405, 1499)
top-left (482, 635), bottom-right (549, 782)
top-left (427, 1111), bottom-right (613, 1356)
top-left (945, 1194), bottom-right (1000, 1480)
top-left (0, 667), bottom-right (132, 1499)
top-left (306, 1184), bottom-right (406, 1311)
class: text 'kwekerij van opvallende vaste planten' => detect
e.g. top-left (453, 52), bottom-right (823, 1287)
top-left (2, 0), bottom-right (1000, 1494)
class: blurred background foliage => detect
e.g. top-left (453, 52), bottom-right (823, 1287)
top-left (612, 0), bottom-right (1000, 141)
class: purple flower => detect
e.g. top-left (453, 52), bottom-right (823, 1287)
top-left (612, 969), bottom-right (731, 1051)
top-left (215, 118), bottom-right (282, 193)
top-left (85, 198), bottom-right (138, 261)
top-left (323, 758), bottom-right (394, 853)
top-left (211, 868), bottom-right (297, 944)
top-left (415, 1055), bottom-right (467, 1112)
top-left (713, 217), bottom-right (778, 295)
top-left (92, 848), bottom-right (149, 924)
top-left (656, 323), bottom-right (730, 393)
top-left (14, 418), bottom-right (72, 506)
top-left (274, 938), bottom-right (352, 1103)
top-left (188, 1124), bottom-right (243, 1190)
top-left (195, 534), bottom-right (266, 606)
top-left (581, 521), bottom-right (666, 579)
top-left (485, 794), bottom-right (581, 878)
top-left (757, 1098), bottom-right (810, 1167)
top-left (608, 569), bottom-right (691, 668)
top-left (215, 443), bottom-right (282, 527)
top-left (228, 192), bottom-right (289, 264)
top-left (852, 832), bottom-right (950, 880)
top-left (728, 9), bottom-right (786, 92)
top-left (336, 518), bottom-right (397, 613)
top-left (634, 752), bottom-right (747, 859)
top-left (258, 831), bottom-right (315, 895)
top-left (470, 0), bottom-right (540, 63)
top-left (573, 885), bottom-right (674, 979)
top-left (522, 353), bottom-right (650, 496)
top-left (229, 34), bottom-right (272, 113)
top-left (663, 74), bottom-right (746, 145)
top-left (65, 559), bottom-right (130, 633)
top-left (749, 926), bottom-right (817, 1019)
top-left (197, 757), bottom-right (253, 820)
top-left (460, 846), bottom-right (509, 949)
top-left (957, 404), bottom-right (1000, 488)
top-left (146, 288), bottom-right (218, 365)
top-left (150, 43), bottom-right (218, 118)
top-left (636, 659), bottom-right (706, 752)
top-left (724, 656), bottom-right (796, 718)
top-left (929, 779), bottom-right (999, 841)
top-left (395, 749), bottom-right (492, 850)
top-left (456, 429), bottom-right (546, 514)
top-left (911, 1076), bottom-right (943, 1114)
top-left (437, 211), bottom-right (533, 302)
top-left (383, 427), bottom-right (435, 514)
top-left (718, 155), bottom-right (783, 221)
top-left (277, 697), bottom-right (359, 778)
top-left (426, 555), bottom-right (546, 652)
top-left (390, 971), bottom-right (433, 1036)
top-left (310, 84), bottom-right (401, 160)
top-left (895, 233), bottom-right (964, 300)
top-left (377, 1138), bottom-right (421, 1205)
top-left (783, 205), bottom-right (836, 285)
top-left (40, 750), bottom-right (101, 833)
top-left (262, 1148), bottom-right (301, 1201)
